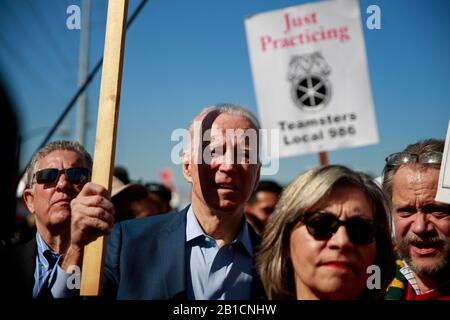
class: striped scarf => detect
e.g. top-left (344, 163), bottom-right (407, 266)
top-left (385, 259), bottom-right (409, 300)
top-left (386, 258), bottom-right (450, 300)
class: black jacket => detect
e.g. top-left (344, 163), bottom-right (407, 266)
top-left (0, 237), bottom-right (36, 299)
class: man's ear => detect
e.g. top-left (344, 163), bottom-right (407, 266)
top-left (182, 151), bottom-right (193, 183)
top-left (23, 187), bottom-right (35, 214)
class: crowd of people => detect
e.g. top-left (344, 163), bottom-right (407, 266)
top-left (1, 95), bottom-right (449, 300)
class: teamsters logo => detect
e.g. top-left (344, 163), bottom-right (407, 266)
top-left (287, 51), bottom-right (332, 112)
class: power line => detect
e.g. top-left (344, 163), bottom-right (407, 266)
top-left (0, 0), bottom-right (73, 90)
top-left (0, 30), bottom-right (67, 100)
top-left (20, 0), bottom-right (150, 176)
top-left (24, 0), bottom-right (77, 77)
top-left (76, 0), bottom-right (91, 146)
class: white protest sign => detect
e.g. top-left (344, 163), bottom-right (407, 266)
top-left (245, 0), bottom-right (379, 158)
top-left (436, 120), bottom-right (450, 204)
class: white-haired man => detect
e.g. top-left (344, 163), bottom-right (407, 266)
top-left (1, 140), bottom-right (114, 298)
top-left (103, 103), bottom-right (265, 299)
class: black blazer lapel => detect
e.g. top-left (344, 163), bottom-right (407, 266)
top-left (21, 238), bottom-right (37, 292)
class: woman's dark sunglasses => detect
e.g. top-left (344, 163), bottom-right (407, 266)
top-left (34, 167), bottom-right (91, 185)
top-left (301, 211), bottom-right (376, 245)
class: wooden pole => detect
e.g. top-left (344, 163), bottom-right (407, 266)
top-left (319, 151), bottom-right (329, 166)
top-left (80, 0), bottom-right (128, 296)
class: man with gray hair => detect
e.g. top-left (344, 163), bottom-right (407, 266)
top-left (1, 140), bottom-right (114, 298)
top-left (103, 103), bottom-right (265, 299)
top-left (383, 139), bottom-right (450, 299)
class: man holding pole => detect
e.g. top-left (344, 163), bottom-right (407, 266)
top-left (2, 0), bottom-right (129, 298)
top-left (1, 140), bottom-right (114, 298)
top-left (103, 103), bottom-right (265, 299)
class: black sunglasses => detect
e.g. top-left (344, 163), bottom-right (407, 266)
top-left (34, 167), bottom-right (91, 185)
top-left (301, 212), bottom-right (376, 245)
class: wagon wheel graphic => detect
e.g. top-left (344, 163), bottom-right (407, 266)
top-left (293, 75), bottom-right (331, 110)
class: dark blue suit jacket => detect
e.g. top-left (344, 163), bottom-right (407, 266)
top-left (103, 206), bottom-right (265, 299)
top-left (0, 238), bottom-right (36, 299)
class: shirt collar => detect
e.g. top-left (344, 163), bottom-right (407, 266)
top-left (35, 232), bottom-right (61, 268)
top-left (185, 204), bottom-right (253, 256)
top-left (186, 205), bottom-right (207, 242)
top-left (400, 260), bottom-right (421, 295)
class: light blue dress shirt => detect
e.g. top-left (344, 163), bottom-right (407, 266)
top-left (185, 205), bottom-right (254, 300)
top-left (33, 233), bottom-right (75, 298)
top-left (33, 233), bottom-right (62, 297)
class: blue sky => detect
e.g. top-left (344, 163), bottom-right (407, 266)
top-left (1, 0), bottom-right (449, 204)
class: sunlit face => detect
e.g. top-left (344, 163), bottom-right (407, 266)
top-left (289, 185), bottom-right (377, 300)
top-left (183, 113), bottom-right (260, 215)
top-left (23, 150), bottom-right (88, 236)
top-left (393, 166), bottom-right (450, 280)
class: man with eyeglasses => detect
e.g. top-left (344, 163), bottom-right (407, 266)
top-left (383, 139), bottom-right (450, 299)
top-left (1, 140), bottom-right (114, 298)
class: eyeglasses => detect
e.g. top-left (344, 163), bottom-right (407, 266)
top-left (385, 151), bottom-right (442, 167)
top-left (301, 212), bottom-right (376, 245)
top-left (33, 167), bottom-right (91, 185)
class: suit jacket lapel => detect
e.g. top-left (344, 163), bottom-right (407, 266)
top-left (155, 210), bottom-right (266, 300)
top-left (159, 207), bottom-right (188, 300)
top-left (23, 238), bottom-right (37, 294)
top-left (248, 223), bottom-right (266, 299)
top-left (11, 237), bottom-right (37, 297)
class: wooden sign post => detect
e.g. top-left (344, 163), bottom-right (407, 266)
top-left (80, 0), bottom-right (128, 296)
top-left (319, 151), bottom-right (329, 166)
